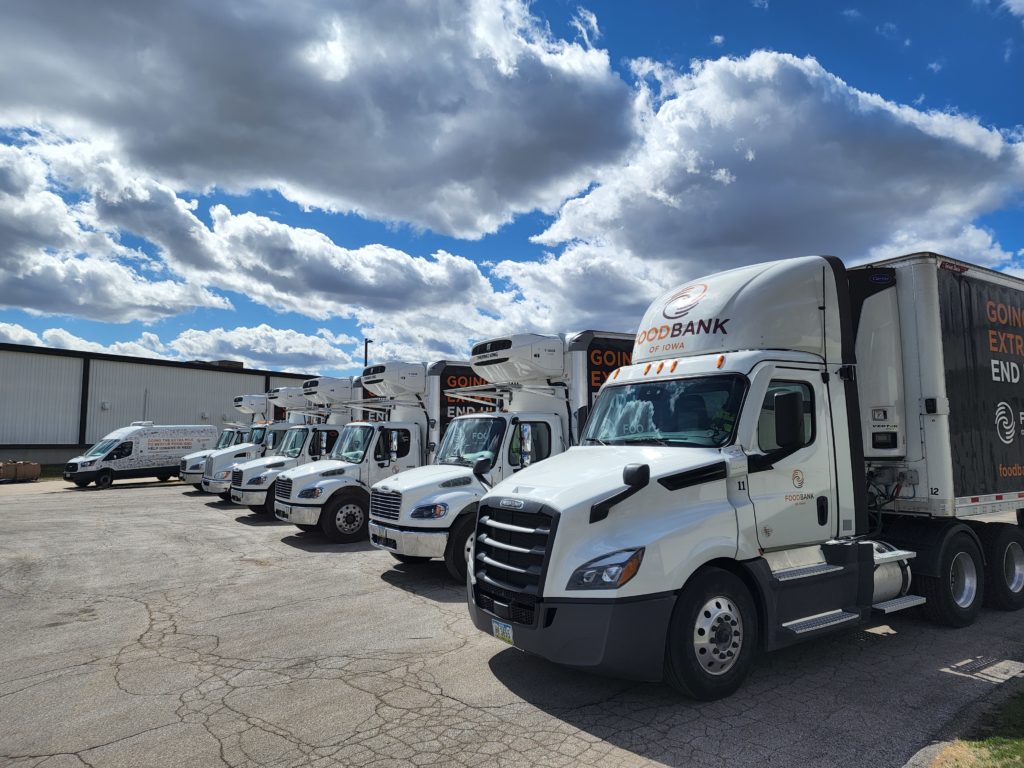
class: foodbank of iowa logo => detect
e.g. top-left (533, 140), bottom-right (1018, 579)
top-left (995, 401), bottom-right (1017, 445)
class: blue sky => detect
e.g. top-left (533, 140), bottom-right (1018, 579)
top-left (0, 0), bottom-right (1022, 375)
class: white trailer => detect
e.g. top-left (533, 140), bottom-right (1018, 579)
top-left (367, 331), bottom-right (633, 580)
top-left (273, 361), bottom-right (485, 541)
top-left (467, 253), bottom-right (1024, 700)
top-left (63, 422), bottom-right (217, 489)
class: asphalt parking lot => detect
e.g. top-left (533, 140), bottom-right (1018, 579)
top-left (1, 480), bottom-right (1022, 768)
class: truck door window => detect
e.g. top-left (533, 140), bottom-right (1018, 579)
top-left (374, 429), bottom-right (411, 460)
top-left (322, 430), bottom-right (340, 453)
top-left (509, 422), bottom-right (552, 465)
top-left (757, 381), bottom-right (815, 451)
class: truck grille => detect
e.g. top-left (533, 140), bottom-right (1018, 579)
top-left (231, 469), bottom-right (243, 488)
top-left (180, 458), bottom-right (187, 472)
top-left (473, 501), bottom-right (555, 626)
top-left (65, 462), bottom-right (77, 473)
top-left (205, 457), bottom-right (213, 476)
top-left (370, 489), bottom-right (401, 520)
top-left (276, 478), bottom-right (292, 500)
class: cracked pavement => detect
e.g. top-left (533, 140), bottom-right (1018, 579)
top-left (1, 480), bottom-right (1022, 768)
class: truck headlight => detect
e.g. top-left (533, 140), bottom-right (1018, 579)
top-left (188, 463), bottom-right (203, 471)
top-left (566, 548), bottom-right (645, 590)
top-left (79, 459), bottom-right (96, 468)
top-left (247, 474), bottom-right (268, 486)
top-left (298, 487), bottom-right (324, 499)
top-left (216, 470), bottom-right (231, 480)
top-left (411, 503), bottom-right (448, 519)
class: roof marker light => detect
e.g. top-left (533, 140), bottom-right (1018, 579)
top-left (656, 362), bottom-right (664, 373)
top-left (643, 363), bottom-right (651, 375)
top-left (716, 355), bottom-right (725, 369)
top-left (613, 368), bottom-right (620, 380)
top-left (670, 360), bottom-right (678, 373)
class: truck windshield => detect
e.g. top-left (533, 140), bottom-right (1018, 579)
top-left (583, 375), bottom-right (746, 448)
top-left (215, 430), bottom-right (235, 449)
top-left (329, 425), bottom-right (375, 463)
top-left (279, 428), bottom-right (309, 458)
top-left (435, 417), bottom-right (506, 466)
top-left (249, 426), bottom-right (267, 445)
top-left (84, 438), bottom-right (118, 457)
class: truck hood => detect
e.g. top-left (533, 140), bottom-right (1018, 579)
top-left (235, 455), bottom-right (293, 474)
top-left (488, 445), bottom-right (726, 509)
top-left (181, 449), bottom-right (211, 463)
top-left (372, 464), bottom-right (470, 493)
top-left (208, 442), bottom-right (259, 460)
top-left (279, 460), bottom-right (355, 482)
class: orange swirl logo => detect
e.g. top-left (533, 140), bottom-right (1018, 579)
top-left (662, 283), bottom-right (708, 319)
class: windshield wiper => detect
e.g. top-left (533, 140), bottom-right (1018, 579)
top-left (582, 437), bottom-right (608, 446)
top-left (613, 436), bottom-right (670, 446)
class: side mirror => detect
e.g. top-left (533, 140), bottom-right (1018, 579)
top-left (774, 391), bottom-right (804, 449)
top-left (518, 423), bottom-right (533, 468)
top-left (309, 435), bottom-right (320, 458)
top-left (389, 430), bottom-right (399, 462)
top-left (473, 456), bottom-right (492, 477)
top-left (622, 463), bottom-right (650, 490)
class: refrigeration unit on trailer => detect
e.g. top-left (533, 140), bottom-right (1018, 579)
top-left (64, 423), bottom-right (218, 489)
top-left (368, 331), bottom-right (633, 580)
top-left (466, 252), bottom-right (1024, 700)
top-left (267, 387), bottom-right (312, 423)
top-left (274, 362), bottom-right (461, 542)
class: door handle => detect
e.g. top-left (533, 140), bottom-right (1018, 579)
top-left (816, 496), bottom-right (828, 526)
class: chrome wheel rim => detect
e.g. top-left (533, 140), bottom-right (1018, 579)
top-left (1004, 541), bottom-right (1024, 594)
top-left (950, 551), bottom-right (978, 608)
top-left (335, 503), bottom-right (364, 534)
top-left (693, 596), bottom-right (742, 676)
top-left (464, 532), bottom-right (475, 566)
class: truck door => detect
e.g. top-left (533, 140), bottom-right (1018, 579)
top-left (746, 370), bottom-right (836, 550)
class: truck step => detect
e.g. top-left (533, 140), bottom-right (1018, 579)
top-left (782, 609), bottom-right (860, 635)
top-left (873, 548), bottom-right (916, 565)
top-left (872, 594), bottom-right (926, 614)
top-left (772, 563), bottom-right (844, 582)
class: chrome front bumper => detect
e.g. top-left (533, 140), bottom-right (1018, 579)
top-left (202, 477), bottom-right (231, 494)
top-left (275, 501), bottom-right (321, 526)
top-left (230, 487), bottom-right (267, 505)
top-left (180, 470), bottom-right (204, 484)
top-left (369, 521), bottom-right (448, 559)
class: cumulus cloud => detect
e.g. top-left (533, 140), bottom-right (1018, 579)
top-left (711, 35), bottom-right (725, 45)
top-left (0, 321), bottom-right (44, 346)
top-left (534, 52), bottom-right (1024, 284)
top-left (0, 0), bottom-right (633, 239)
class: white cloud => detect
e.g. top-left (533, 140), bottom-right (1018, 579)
top-left (0, 321), bottom-right (43, 346)
top-left (570, 7), bottom-right (602, 47)
top-left (1004, 0), bottom-right (1024, 17)
top-left (169, 325), bottom-right (357, 372)
top-left (876, 22), bottom-right (898, 38)
top-left (928, 60), bottom-right (944, 73)
top-left (0, 0), bottom-right (633, 239)
top-left (711, 35), bottom-right (725, 46)
top-left (841, 9), bottom-right (861, 19)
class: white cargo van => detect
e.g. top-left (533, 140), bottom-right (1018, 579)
top-left (63, 423), bottom-right (218, 489)
top-left (178, 426), bottom-right (251, 488)
top-left (368, 332), bottom-right (632, 580)
top-left (467, 253), bottom-right (1024, 700)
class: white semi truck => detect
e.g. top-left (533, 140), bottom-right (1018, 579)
top-left (274, 361), bottom-right (489, 541)
top-left (467, 253), bottom-right (1024, 700)
top-left (178, 426), bottom-right (252, 488)
top-left (63, 423), bottom-right (218, 489)
top-left (368, 331), bottom-right (633, 580)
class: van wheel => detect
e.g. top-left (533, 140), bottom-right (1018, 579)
top-left (979, 524), bottom-right (1024, 611)
top-left (74, 480), bottom-right (90, 488)
top-left (320, 492), bottom-right (368, 543)
top-left (157, 474), bottom-right (171, 482)
top-left (95, 471), bottom-right (113, 490)
top-left (665, 567), bottom-right (758, 701)
top-left (444, 514), bottom-right (477, 582)
top-left (392, 554), bottom-right (430, 564)
top-left (916, 532), bottom-right (985, 627)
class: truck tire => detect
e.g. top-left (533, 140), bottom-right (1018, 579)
top-left (95, 471), bottom-right (113, 490)
top-left (915, 532), bottom-right (985, 627)
top-left (192, 483), bottom-right (203, 491)
top-left (157, 474), bottom-right (171, 482)
top-left (296, 524), bottom-right (317, 533)
top-left (444, 514), bottom-right (476, 582)
top-left (74, 480), bottom-right (90, 488)
top-left (392, 553), bottom-right (430, 564)
top-left (1018, 508), bottom-right (1024, 528)
top-left (320, 491), bottom-right (369, 543)
top-left (665, 567), bottom-right (758, 701)
top-left (219, 492), bottom-right (231, 502)
top-left (978, 524), bottom-right (1024, 611)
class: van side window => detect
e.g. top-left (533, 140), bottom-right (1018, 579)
top-left (109, 441), bottom-right (133, 460)
top-left (509, 422), bottom-right (552, 465)
top-left (757, 381), bottom-right (815, 452)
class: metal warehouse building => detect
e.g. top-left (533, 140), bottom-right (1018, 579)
top-left (0, 343), bottom-right (309, 465)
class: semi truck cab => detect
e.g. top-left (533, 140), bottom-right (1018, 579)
top-left (468, 254), bottom-right (1024, 700)
top-left (178, 426), bottom-right (251, 488)
top-left (200, 422), bottom-right (290, 496)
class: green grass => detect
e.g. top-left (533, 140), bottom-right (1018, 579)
top-left (935, 690), bottom-right (1024, 767)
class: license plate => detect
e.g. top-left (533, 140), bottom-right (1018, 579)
top-left (63, 474), bottom-right (72, 480)
top-left (491, 619), bottom-right (514, 645)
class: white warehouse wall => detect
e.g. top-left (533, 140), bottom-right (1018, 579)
top-left (0, 350), bottom-right (82, 444)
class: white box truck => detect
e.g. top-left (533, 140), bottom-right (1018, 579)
top-left (368, 331), bottom-right (632, 580)
top-left (178, 425), bottom-right (252, 489)
top-left (466, 253), bottom-right (1024, 700)
top-left (63, 422), bottom-right (218, 489)
top-left (274, 362), bottom-right (484, 541)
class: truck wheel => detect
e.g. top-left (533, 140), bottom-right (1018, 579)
top-left (219, 492), bottom-right (231, 502)
top-left (296, 524), bottom-right (317, 533)
top-left (95, 471), bottom-right (113, 490)
top-left (192, 483), bottom-right (203, 491)
top-left (444, 514), bottom-right (476, 582)
top-left (916, 533), bottom-right (985, 627)
top-left (979, 524), bottom-right (1024, 611)
top-left (260, 483), bottom-right (277, 516)
top-left (392, 554), bottom-right (430, 564)
top-left (320, 492), bottom-right (368, 543)
top-left (1018, 508), bottom-right (1024, 528)
top-left (74, 480), bottom-right (90, 488)
top-left (157, 474), bottom-right (171, 482)
top-left (665, 567), bottom-right (758, 701)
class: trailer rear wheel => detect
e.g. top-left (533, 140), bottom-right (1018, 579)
top-left (95, 471), bottom-right (113, 490)
top-left (665, 567), bottom-right (758, 701)
top-left (979, 524), bottom-right (1024, 611)
top-left (320, 491), bottom-right (368, 543)
top-left (444, 514), bottom-right (476, 582)
top-left (916, 533), bottom-right (984, 627)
